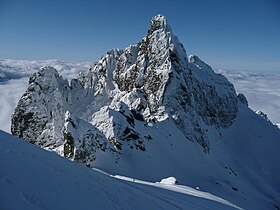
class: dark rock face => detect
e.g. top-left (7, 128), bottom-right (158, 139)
top-left (11, 67), bottom-right (69, 148)
top-left (11, 14), bottom-right (239, 162)
top-left (237, 93), bottom-right (248, 106)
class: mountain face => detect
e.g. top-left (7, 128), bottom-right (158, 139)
top-left (11, 15), bottom-right (280, 209)
top-left (12, 15), bottom-right (237, 155)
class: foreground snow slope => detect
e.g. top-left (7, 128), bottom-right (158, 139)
top-left (0, 130), bottom-right (241, 210)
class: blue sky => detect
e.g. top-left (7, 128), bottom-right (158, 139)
top-left (0, 0), bottom-right (279, 72)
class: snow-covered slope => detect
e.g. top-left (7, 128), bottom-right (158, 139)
top-left (7, 14), bottom-right (280, 209)
top-left (0, 130), bottom-right (242, 210)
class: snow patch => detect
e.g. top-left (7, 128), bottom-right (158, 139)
top-left (159, 177), bottom-right (178, 185)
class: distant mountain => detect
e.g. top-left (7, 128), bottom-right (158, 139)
top-left (10, 15), bottom-right (280, 209)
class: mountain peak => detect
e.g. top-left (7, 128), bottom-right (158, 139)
top-left (9, 15), bottom-right (280, 210)
top-left (150, 14), bottom-right (169, 32)
top-left (13, 14), bottom-right (238, 163)
top-left (151, 14), bottom-right (167, 30)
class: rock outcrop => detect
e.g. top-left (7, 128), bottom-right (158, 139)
top-left (12, 14), bottom-right (239, 162)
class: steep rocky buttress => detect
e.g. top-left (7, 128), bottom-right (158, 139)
top-left (12, 14), bottom-right (239, 163)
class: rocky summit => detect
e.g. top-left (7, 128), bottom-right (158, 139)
top-left (12, 15), bottom-right (238, 158)
top-left (11, 15), bottom-right (280, 209)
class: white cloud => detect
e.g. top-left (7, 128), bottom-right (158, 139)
top-left (216, 69), bottom-right (280, 124)
top-left (0, 77), bottom-right (29, 133)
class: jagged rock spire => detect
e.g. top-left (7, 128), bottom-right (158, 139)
top-left (12, 14), bottom-right (238, 161)
top-left (149, 14), bottom-right (170, 32)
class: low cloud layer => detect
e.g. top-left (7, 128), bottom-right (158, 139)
top-left (216, 70), bottom-right (280, 124)
top-left (0, 59), bottom-right (279, 133)
top-left (0, 77), bottom-right (29, 133)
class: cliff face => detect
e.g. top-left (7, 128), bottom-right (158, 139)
top-left (11, 67), bottom-right (69, 149)
top-left (11, 15), bottom-right (238, 160)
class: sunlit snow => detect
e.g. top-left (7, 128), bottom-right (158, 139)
top-left (0, 130), bottom-right (242, 210)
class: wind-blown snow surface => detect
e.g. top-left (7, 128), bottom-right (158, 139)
top-left (0, 59), bottom-right (90, 132)
top-left (0, 130), bottom-right (242, 210)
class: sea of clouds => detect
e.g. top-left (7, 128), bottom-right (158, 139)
top-left (0, 59), bottom-right (279, 133)
top-left (216, 69), bottom-right (280, 125)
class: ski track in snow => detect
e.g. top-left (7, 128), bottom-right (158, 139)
top-left (114, 175), bottom-right (244, 210)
